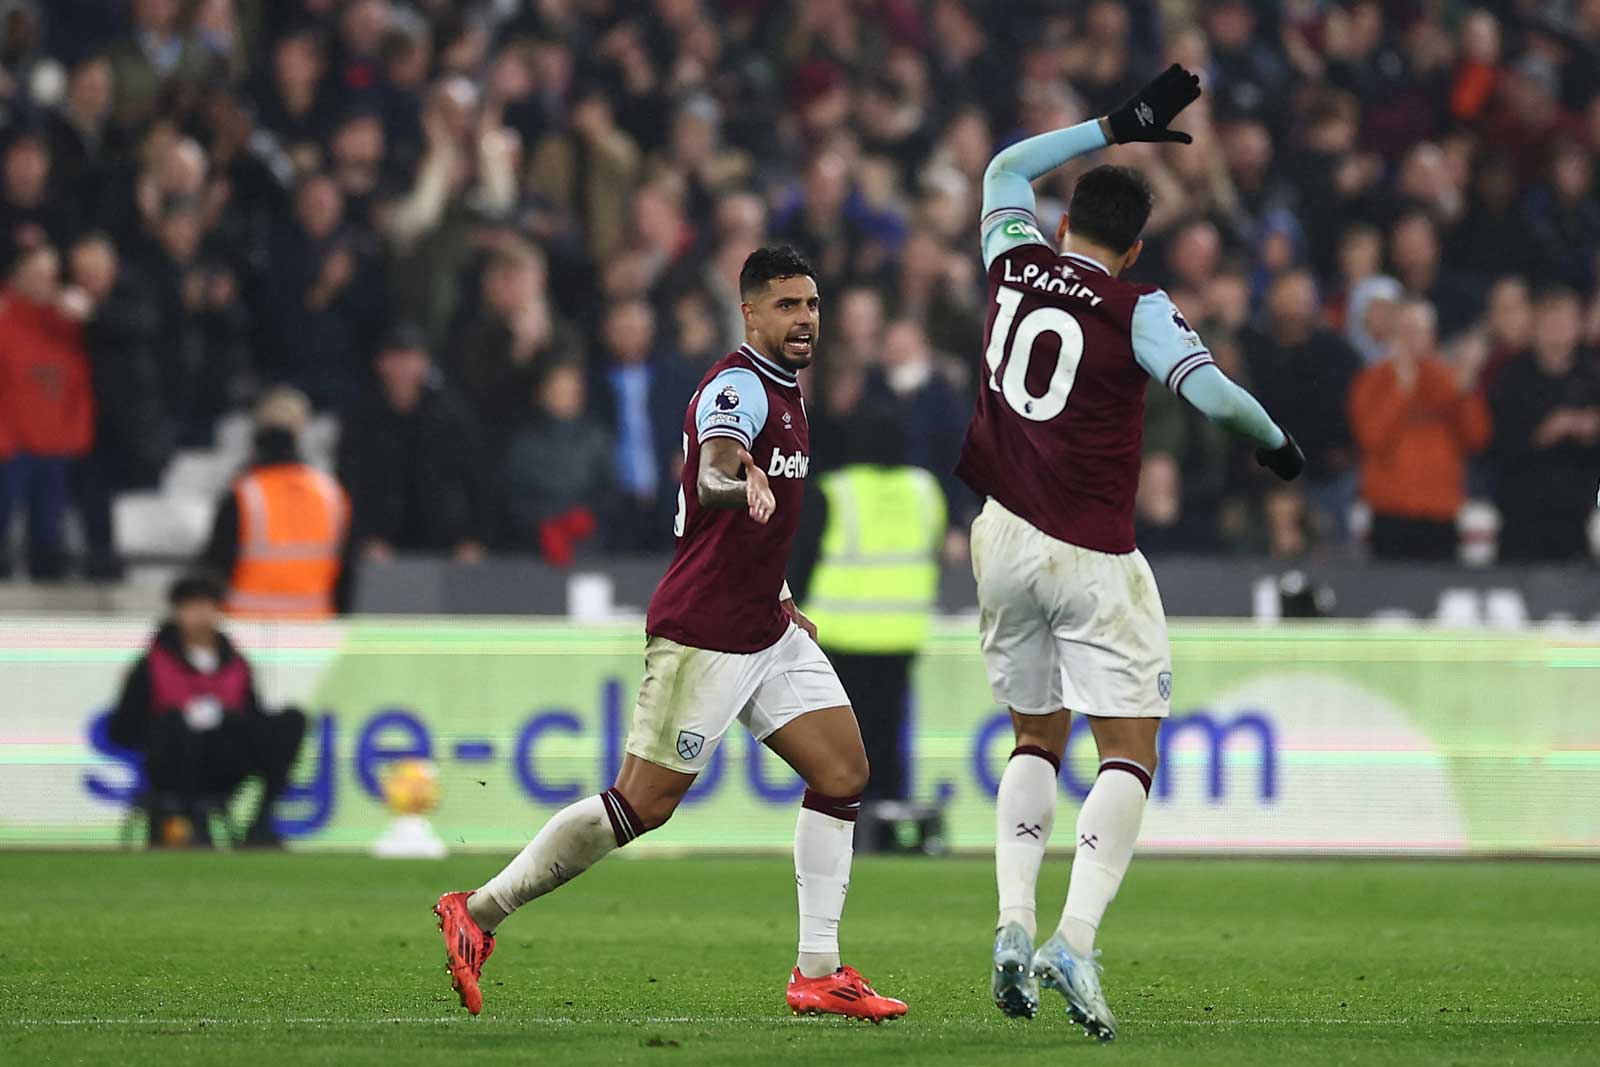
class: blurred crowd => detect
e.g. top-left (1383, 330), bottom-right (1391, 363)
top-left (1, 0), bottom-right (1598, 580)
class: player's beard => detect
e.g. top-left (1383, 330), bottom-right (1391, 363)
top-left (775, 327), bottom-right (815, 369)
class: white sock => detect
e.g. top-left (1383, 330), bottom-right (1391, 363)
top-left (794, 793), bottom-right (857, 978)
top-left (995, 748), bottom-right (1059, 939)
top-left (468, 792), bottom-right (630, 931)
top-left (1059, 760), bottom-right (1151, 956)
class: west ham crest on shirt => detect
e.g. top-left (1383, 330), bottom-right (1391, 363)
top-left (676, 730), bottom-right (705, 761)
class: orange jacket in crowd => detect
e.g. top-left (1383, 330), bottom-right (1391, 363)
top-left (0, 291), bottom-right (93, 460)
top-left (1349, 356), bottom-right (1491, 521)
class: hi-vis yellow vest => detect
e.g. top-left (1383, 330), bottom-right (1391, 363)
top-left (805, 465), bottom-right (945, 654)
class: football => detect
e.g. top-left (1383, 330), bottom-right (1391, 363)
top-left (382, 759), bottom-right (440, 816)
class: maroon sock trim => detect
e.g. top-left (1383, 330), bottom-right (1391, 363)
top-left (601, 788), bottom-right (646, 846)
top-left (801, 789), bottom-right (862, 823)
top-left (1099, 759), bottom-right (1153, 796)
top-left (1011, 745), bottom-right (1062, 775)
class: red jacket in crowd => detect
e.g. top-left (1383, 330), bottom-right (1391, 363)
top-left (0, 290), bottom-right (93, 460)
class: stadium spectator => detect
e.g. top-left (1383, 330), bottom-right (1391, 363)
top-left (1488, 289), bottom-right (1600, 562)
top-left (890, 228), bottom-right (981, 362)
top-left (0, 131), bottom-right (74, 274)
top-left (332, 0), bottom-right (390, 111)
top-left (44, 55), bottom-right (126, 212)
top-left (1344, 274), bottom-right (1403, 366)
top-left (1350, 301), bottom-right (1491, 561)
top-left (384, 80), bottom-right (521, 347)
top-left (338, 323), bottom-right (490, 564)
top-left (1141, 377), bottom-right (1233, 553)
top-left (0, 244), bottom-right (92, 580)
top-left (105, 0), bottom-right (214, 132)
top-left (107, 573), bottom-right (307, 849)
top-left (1134, 453), bottom-right (1218, 555)
top-left (449, 240), bottom-right (581, 454)
top-left (1481, 276), bottom-right (1534, 390)
top-left (134, 202), bottom-right (251, 444)
top-left (772, 151), bottom-right (904, 295)
top-left (1387, 212), bottom-right (1480, 341)
top-left (527, 85), bottom-right (641, 263)
top-left (1242, 270), bottom-right (1363, 541)
top-left (263, 172), bottom-right (384, 409)
top-left (668, 286), bottom-right (728, 371)
top-left (327, 111), bottom-right (388, 232)
top-left (863, 319), bottom-right (972, 522)
top-left (257, 26), bottom-right (336, 172)
top-left (1263, 486), bottom-right (1311, 560)
top-left (201, 386), bottom-right (351, 618)
top-left (590, 299), bottom-right (688, 552)
top-left (631, 176), bottom-right (699, 304)
top-left (67, 232), bottom-right (167, 580)
top-left (1523, 140), bottom-right (1600, 295)
top-left (830, 285), bottom-right (886, 373)
top-left (503, 359), bottom-right (613, 564)
top-left (0, 0), bottom-right (53, 129)
top-left (1451, 154), bottom-right (1533, 283)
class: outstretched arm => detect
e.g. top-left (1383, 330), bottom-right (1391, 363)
top-left (1178, 365), bottom-right (1286, 449)
top-left (980, 119), bottom-right (1110, 266)
top-left (698, 437), bottom-right (775, 523)
top-left (692, 367), bottom-right (775, 521)
top-left (980, 65), bottom-right (1202, 266)
top-left (1132, 290), bottom-right (1304, 480)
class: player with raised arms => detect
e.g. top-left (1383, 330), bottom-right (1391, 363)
top-left (961, 66), bottom-right (1305, 1038)
top-left (434, 246), bottom-right (907, 1023)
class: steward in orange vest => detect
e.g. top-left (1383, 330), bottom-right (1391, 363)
top-left (199, 389), bottom-right (351, 618)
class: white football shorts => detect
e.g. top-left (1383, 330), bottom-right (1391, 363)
top-left (970, 498), bottom-right (1171, 718)
top-left (625, 622), bottom-right (850, 774)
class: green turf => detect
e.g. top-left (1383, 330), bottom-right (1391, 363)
top-left (1, 853), bottom-right (1596, 1065)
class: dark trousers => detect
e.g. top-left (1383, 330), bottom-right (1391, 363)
top-left (72, 452), bottom-right (120, 576)
top-left (1369, 514), bottom-right (1457, 561)
top-left (144, 709), bottom-right (307, 837)
top-left (1497, 516), bottom-right (1589, 562)
top-left (0, 455), bottom-right (71, 579)
top-left (827, 651), bottom-right (913, 801)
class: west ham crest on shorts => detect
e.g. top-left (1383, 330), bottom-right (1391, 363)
top-left (1157, 672), bottom-right (1173, 701)
top-left (676, 730), bottom-right (705, 761)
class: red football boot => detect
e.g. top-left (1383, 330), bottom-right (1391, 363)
top-left (434, 892), bottom-right (495, 1015)
top-left (786, 965), bottom-right (908, 1023)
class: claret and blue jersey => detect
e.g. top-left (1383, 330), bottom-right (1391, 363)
top-left (646, 344), bottom-right (811, 655)
top-left (958, 118), bottom-right (1285, 554)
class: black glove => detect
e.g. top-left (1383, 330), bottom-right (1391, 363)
top-left (1105, 64), bottom-right (1202, 144)
top-left (1256, 430), bottom-right (1306, 482)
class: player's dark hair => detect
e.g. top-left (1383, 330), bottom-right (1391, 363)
top-left (739, 245), bottom-right (816, 300)
top-left (1067, 165), bottom-right (1154, 254)
top-left (168, 573), bottom-right (224, 607)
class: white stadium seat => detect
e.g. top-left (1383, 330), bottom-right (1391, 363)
top-left (113, 492), bottom-right (216, 558)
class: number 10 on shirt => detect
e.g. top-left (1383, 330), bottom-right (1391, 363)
top-left (984, 286), bottom-right (1086, 422)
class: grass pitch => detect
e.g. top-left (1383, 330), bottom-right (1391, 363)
top-left (1, 853), bottom-right (1595, 1065)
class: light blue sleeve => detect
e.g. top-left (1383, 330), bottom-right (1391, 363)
top-left (694, 368), bottom-right (768, 448)
top-left (1132, 291), bottom-right (1285, 450)
top-left (980, 119), bottom-right (1109, 268)
top-left (1131, 290), bottom-right (1213, 386)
